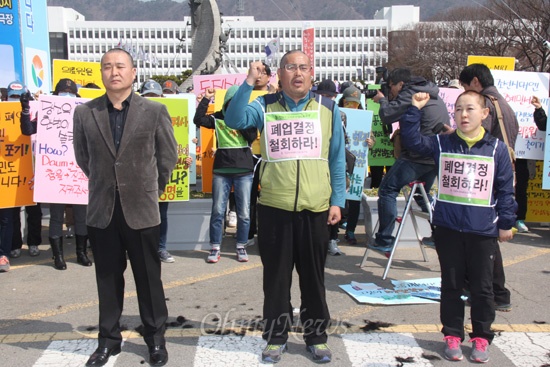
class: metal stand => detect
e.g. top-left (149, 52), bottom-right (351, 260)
top-left (360, 181), bottom-right (432, 280)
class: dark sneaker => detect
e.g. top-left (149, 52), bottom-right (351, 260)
top-left (158, 250), bottom-right (175, 263)
top-left (495, 302), bottom-right (512, 312)
top-left (421, 236), bottom-right (435, 248)
top-left (344, 231), bottom-right (357, 245)
top-left (443, 335), bottom-right (463, 361)
top-left (367, 241), bottom-right (393, 253)
top-left (470, 337), bottom-right (489, 363)
top-left (10, 249), bottom-right (21, 258)
top-left (306, 343), bottom-right (332, 363)
top-left (206, 248), bottom-right (221, 263)
top-left (262, 343), bottom-right (287, 363)
top-left (28, 245), bottom-right (40, 257)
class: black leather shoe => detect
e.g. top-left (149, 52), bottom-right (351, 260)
top-left (149, 345), bottom-right (168, 366)
top-left (85, 345), bottom-right (122, 366)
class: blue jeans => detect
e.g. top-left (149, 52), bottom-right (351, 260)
top-left (210, 173), bottom-right (253, 246)
top-left (374, 158), bottom-right (436, 248)
top-left (159, 202), bottom-right (169, 251)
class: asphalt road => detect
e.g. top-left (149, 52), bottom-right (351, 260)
top-left (1, 212), bottom-right (549, 367)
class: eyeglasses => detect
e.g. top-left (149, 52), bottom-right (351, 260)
top-left (283, 64), bottom-right (311, 72)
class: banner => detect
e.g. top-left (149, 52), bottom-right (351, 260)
top-left (0, 102), bottom-right (34, 208)
top-left (467, 55), bottom-right (516, 71)
top-left (342, 108), bottom-right (373, 201)
top-left (149, 97), bottom-right (190, 201)
top-left (34, 95), bottom-right (89, 204)
top-left (53, 59), bottom-right (105, 89)
top-left (491, 70), bottom-right (549, 160)
top-left (302, 22), bottom-right (315, 76)
top-left (0, 0), bottom-right (22, 87)
top-left (20, 0), bottom-right (52, 94)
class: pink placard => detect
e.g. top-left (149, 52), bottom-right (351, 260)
top-left (264, 119), bottom-right (321, 161)
top-left (34, 95), bottom-right (89, 204)
top-left (439, 154), bottom-right (494, 206)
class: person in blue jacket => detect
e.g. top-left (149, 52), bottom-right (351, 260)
top-left (401, 90), bottom-right (516, 364)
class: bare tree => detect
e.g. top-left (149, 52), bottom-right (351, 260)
top-left (386, 0), bottom-right (550, 81)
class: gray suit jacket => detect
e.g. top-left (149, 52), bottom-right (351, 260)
top-left (73, 93), bottom-right (178, 230)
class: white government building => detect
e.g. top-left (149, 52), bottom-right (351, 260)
top-left (47, 5), bottom-right (420, 85)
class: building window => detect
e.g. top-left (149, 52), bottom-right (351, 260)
top-left (70, 30), bottom-right (74, 38)
top-left (75, 30), bottom-right (80, 38)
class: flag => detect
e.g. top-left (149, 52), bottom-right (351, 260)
top-left (264, 38), bottom-right (280, 60)
top-left (137, 47), bottom-right (145, 62)
top-left (116, 39), bottom-right (122, 48)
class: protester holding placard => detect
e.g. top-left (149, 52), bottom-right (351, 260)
top-left (401, 91), bottom-right (516, 363)
top-left (4, 81), bottom-right (44, 260)
top-left (224, 51), bottom-right (346, 364)
top-left (19, 79), bottom-right (92, 270)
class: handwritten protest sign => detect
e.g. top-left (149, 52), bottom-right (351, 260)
top-left (149, 98), bottom-right (190, 201)
top-left (526, 161), bottom-right (550, 221)
top-left (164, 93), bottom-right (198, 185)
top-left (438, 87), bottom-right (463, 129)
top-left (366, 98), bottom-right (395, 167)
top-left (0, 102), bottom-right (35, 208)
top-left (34, 95), bottom-right (89, 204)
top-left (193, 74), bottom-right (247, 100)
top-left (491, 70), bottom-right (549, 160)
top-left (53, 59), bottom-right (105, 89)
top-left (342, 108), bottom-right (373, 201)
top-left (467, 55), bottom-right (516, 71)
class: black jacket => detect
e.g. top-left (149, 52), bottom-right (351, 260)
top-left (378, 77), bottom-right (450, 165)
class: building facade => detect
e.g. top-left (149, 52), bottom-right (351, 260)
top-left (47, 5), bottom-right (421, 85)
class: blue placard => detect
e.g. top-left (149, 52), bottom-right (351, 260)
top-left (342, 108), bottom-right (373, 201)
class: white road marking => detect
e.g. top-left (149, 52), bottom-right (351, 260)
top-left (342, 332), bottom-right (434, 366)
top-left (194, 335), bottom-right (265, 366)
top-left (492, 332), bottom-right (550, 367)
top-left (33, 339), bottom-right (119, 367)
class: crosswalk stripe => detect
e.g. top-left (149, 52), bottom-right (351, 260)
top-left (342, 333), bottom-right (433, 366)
top-left (493, 332), bottom-right (550, 367)
top-left (33, 339), bottom-right (119, 367)
top-left (19, 331), bottom-right (550, 366)
top-left (195, 335), bottom-right (265, 366)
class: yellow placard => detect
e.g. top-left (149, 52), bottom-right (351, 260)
top-left (526, 161), bottom-right (550, 222)
top-left (78, 88), bottom-right (105, 99)
top-left (0, 102), bottom-right (35, 208)
top-left (467, 55), bottom-right (516, 71)
top-left (53, 59), bottom-right (105, 89)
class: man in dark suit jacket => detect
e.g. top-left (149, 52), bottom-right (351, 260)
top-left (73, 48), bottom-right (177, 367)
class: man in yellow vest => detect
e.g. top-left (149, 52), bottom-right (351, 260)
top-left (225, 50), bottom-right (346, 364)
